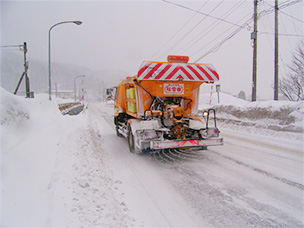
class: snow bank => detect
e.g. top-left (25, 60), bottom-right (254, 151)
top-left (0, 87), bottom-right (84, 226)
top-left (199, 92), bottom-right (304, 134)
top-left (0, 87), bottom-right (30, 126)
top-left (199, 92), bottom-right (249, 107)
top-left (1, 87), bottom-right (62, 129)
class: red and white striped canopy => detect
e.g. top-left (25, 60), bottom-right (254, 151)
top-left (137, 61), bottom-right (219, 82)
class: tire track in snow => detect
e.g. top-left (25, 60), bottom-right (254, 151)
top-left (149, 151), bottom-right (304, 228)
top-left (90, 103), bottom-right (303, 227)
top-left (210, 149), bottom-right (304, 190)
top-left (48, 111), bottom-right (134, 227)
top-left (89, 103), bottom-right (209, 227)
top-left (95, 102), bottom-right (303, 191)
top-left (89, 105), bottom-right (175, 227)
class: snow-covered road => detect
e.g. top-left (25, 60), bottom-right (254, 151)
top-left (78, 102), bottom-right (303, 227)
top-left (87, 103), bottom-right (207, 227)
top-left (1, 94), bottom-right (303, 227)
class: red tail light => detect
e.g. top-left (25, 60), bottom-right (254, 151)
top-left (167, 55), bottom-right (189, 63)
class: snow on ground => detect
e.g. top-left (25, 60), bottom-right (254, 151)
top-left (200, 92), bottom-right (304, 139)
top-left (0, 87), bottom-right (303, 227)
top-left (0, 88), bottom-right (87, 226)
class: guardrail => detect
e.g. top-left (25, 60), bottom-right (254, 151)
top-left (58, 102), bottom-right (83, 115)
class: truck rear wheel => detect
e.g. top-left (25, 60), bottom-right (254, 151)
top-left (114, 116), bottom-right (123, 137)
top-left (116, 124), bottom-right (123, 137)
top-left (127, 125), bottom-right (140, 154)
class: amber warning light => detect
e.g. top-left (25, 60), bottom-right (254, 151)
top-left (167, 55), bottom-right (189, 63)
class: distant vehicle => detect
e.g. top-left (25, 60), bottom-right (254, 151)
top-left (114, 55), bottom-right (223, 154)
top-left (106, 87), bottom-right (117, 101)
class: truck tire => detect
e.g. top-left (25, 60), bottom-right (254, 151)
top-left (116, 124), bottom-right (123, 137)
top-left (114, 117), bottom-right (123, 137)
top-left (127, 125), bottom-right (140, 154)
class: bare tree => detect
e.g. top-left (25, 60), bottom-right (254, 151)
top-left (279, 41), bottom-right (304, 101)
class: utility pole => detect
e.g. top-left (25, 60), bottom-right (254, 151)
top-left (14, 42), bottom-right (30, 97)
top-left (251, 0), bottom-right (258, 102)
top-left (274, 0), bottom-right (279, 100)
top-left (24, 42), bottom-right (30, 98)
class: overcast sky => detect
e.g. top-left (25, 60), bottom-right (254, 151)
top-left (1, 0), bottom-right (303, 100)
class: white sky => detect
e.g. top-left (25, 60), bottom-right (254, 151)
top-left (1, 0), bottom-right (303, 100)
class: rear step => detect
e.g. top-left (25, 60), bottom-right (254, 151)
top-left (151, 137), bottom-right (223, 150)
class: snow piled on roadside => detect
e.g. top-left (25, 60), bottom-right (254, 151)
top-left (199, 92), bottom-right (304, 134)
top-left (1, 87), bottom-right (63, 129)
top-left (1, 87), bottom-right (30, 126)
top-left (0, 87), bottom-right (132, 227)
top-left (0, 87), bottom-right (83, 226)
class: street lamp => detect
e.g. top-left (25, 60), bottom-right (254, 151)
top-left (48, 20), bottom-right (82, 101)
top-left (74, 75), bottom-right (85, 101)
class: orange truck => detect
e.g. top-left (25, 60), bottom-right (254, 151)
top-left (114, 55), bottom-right (223, 154)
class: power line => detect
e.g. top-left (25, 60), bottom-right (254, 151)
top-left (285, 6), bottom-right (303, 35)
top-left (283, 17), bottom-right (303, 37)
top-left (0, 44), bottom-right (23, 49)
top-left (280, 10), bottom-right (304, 23)
top-left (263, 0), bottom-right (295, 8)
top-left (162, 0), bottom-right (246, 29)
top-left (159, 0), bottom-right (225, 60)
top-left (194, 16), bottom-right (253, 63)
top-left (259, 0), bottom-right (303, 17)
top-left (193, 11), bottom-right (253, 60)
top-left (258, 2), bottom-right (303, 38)
top-left (259, 32), bottom-right (304, 37)
top-left (150, 1), bottom-right (208, 60)
top-left (194, 0), bottom-right (303, 61)
top-left (181, 0), bottom-right (248, 54)
top-left (259, 1), bottom-right (303, 37)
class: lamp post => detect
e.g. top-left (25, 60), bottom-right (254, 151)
top-left (48, 20), bottom-right (82, 101)
top-left (74, 75), bottom-right (85, 101)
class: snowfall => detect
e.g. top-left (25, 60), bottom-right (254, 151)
top-left (1, 86), bottom-right (303, 228)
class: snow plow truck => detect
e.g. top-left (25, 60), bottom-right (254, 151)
top-left (114, 55), bottom-right (223, 154)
